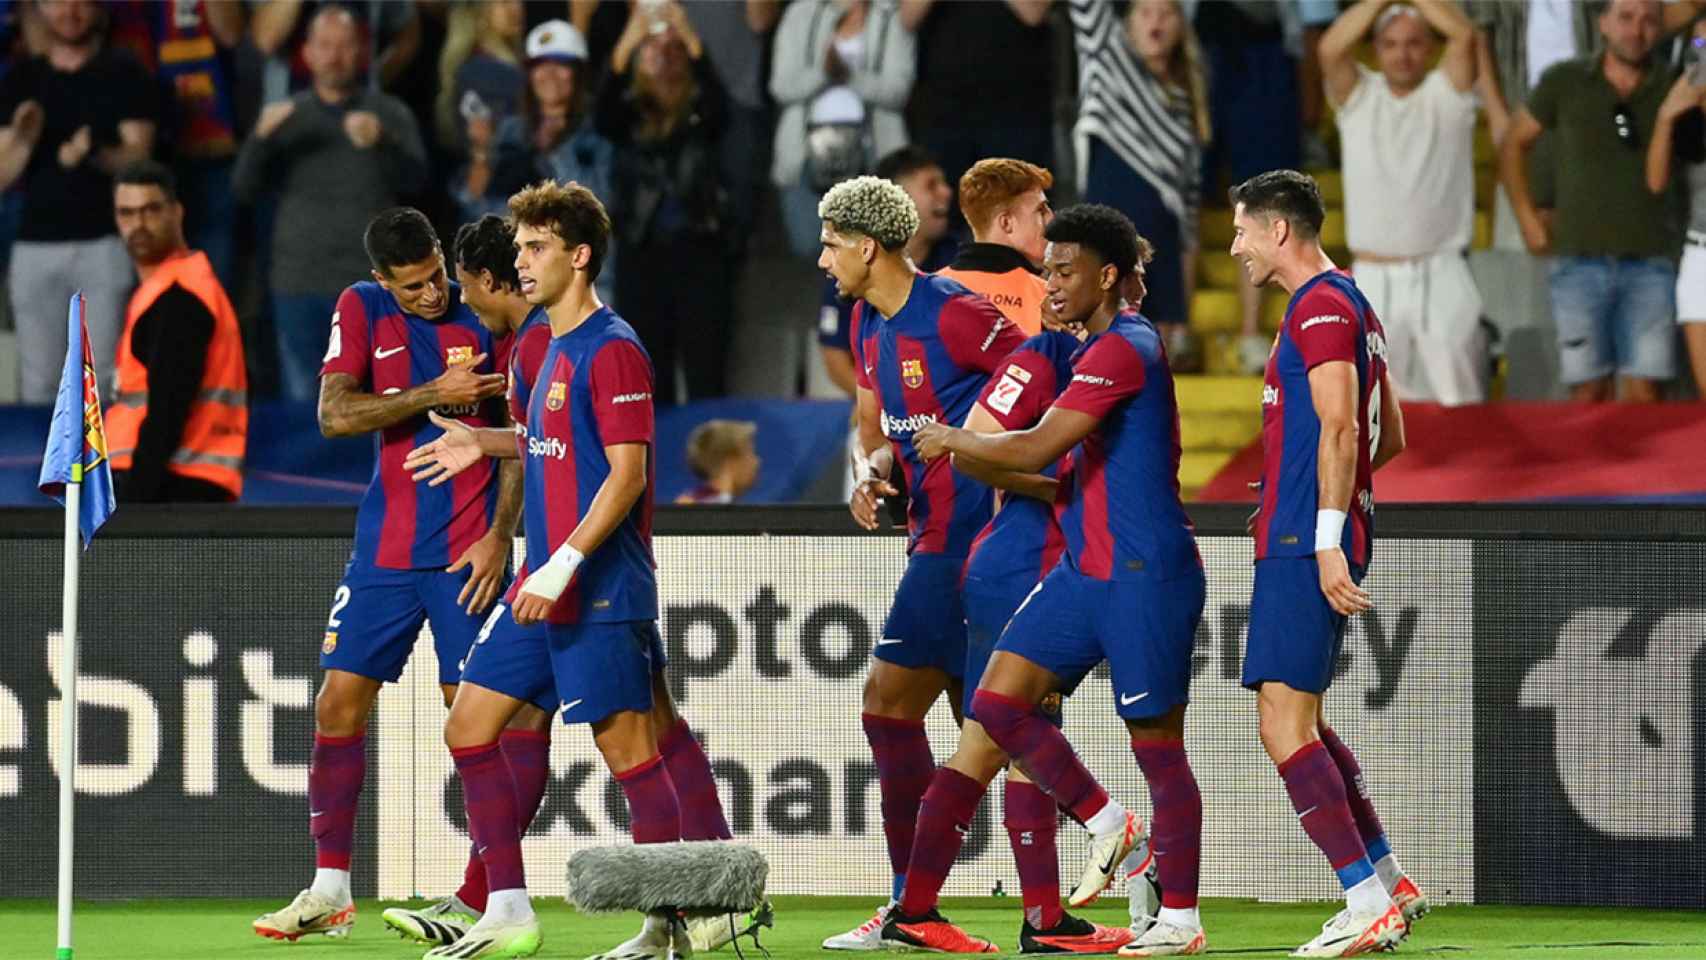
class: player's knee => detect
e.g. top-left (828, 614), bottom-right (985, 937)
top-left (969, 689), bottom-right (1025, 743)
top-left (314, 687), bottom-right (365, 737)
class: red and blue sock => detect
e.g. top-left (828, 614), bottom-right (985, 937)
top-left (862, 713), bottom-right (935, 899)
top-left (1131, 738), bottom-right (1201, 909)
top-left (615, 754), bottom-right (682, 844)
top-left (972, 690), bottom-right (1109, 823)
top-left (308, 731), bottom-right (366, 871)
top-left (1278, 741), bottom-right (1375, 890)
top-left (659, 720), bottom-right (733, 841)
top-left (898, 768), bottom-right (986, 917)
top-left (452, 741), bottom-right (525, 892)
top-left (1003, 779), bottom-right (1062, 929)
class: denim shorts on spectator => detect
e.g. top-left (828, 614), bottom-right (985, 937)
top-left (1678, 232), bottom-right (1706, 324)
top-left (1547, 255), bottom-right (1676, 384)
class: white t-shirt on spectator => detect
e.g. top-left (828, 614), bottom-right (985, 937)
top-left (1337, 64), bottom-right (1477, 258)
top-left (1525, 0), bottom-right (1579, 90)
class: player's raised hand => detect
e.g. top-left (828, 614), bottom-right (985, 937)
top-left (430, 353), bottom-right (507, 406)
top-left (405, 411), bottom-right (485, 485)
top-left (912, 421), bottom-right (955, 462)
top-left (1316, 547), bottom-right (1372, 616)
top-left (448, 531), bottom-right (507, 614)
top-left (849, 473), bottom-right (898, 530)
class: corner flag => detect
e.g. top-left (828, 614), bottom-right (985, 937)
top-left (38, 292), bottom-right (115, 545)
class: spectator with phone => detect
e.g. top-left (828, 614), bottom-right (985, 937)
top-left (1646, 21), bottom-right (1706, 394)
top-left (435, 0), bottom-right (526, 154)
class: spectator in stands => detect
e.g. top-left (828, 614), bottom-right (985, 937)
top-left (685, 0), bottom-right (782, 246)
top-left (816, 145), bottom-right (958, 399)
top-left (0, 0), bottom-right (156, 404)
top-left (249, 0), bottom-right (421, 101)
top-left (1070, 0), bottom-right (1209, 357)
top-left (1646, 21), bottom-right (1706, 395)
top-left (1501, 0), bottom-right (1680, 403)
top-left (771, 0), bottom-right (916, 260)
top-left (107, 161), bottom-right (247, 504)
top-left (1196, 0), bottom-right (1338, 373)
top-left (233, 5), bottom-right (428, 402)
top-left (1471, 0), bottom-right (1700, 249)
top-left (676, 419), bottom-right (762, 503)
top-left (433, 0), bottom-right (524, 155)
top-left (1322, 0), bottom-right (1487, 405)
top-left (902, 0), bottom-right (1054, 196)
top-left (598, 0), bottom-right (730, 406)
top-left (937, 157), bottom-right (1053, 335)
top-left (460, 20), bottom-right (613, 302)
top-left (108, 0), bottom-right (245, 291)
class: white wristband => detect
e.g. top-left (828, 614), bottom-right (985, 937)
top-left (1315, 509), bottom-right (1347, 552)
top-left (522, 543), bottom-right (584, 602)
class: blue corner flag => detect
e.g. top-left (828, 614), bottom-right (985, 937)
top-left (38, 293), bottom-right (116, 546)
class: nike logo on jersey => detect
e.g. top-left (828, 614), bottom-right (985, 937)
top-left (1120, 691), bottom-right (1149, 706)
top-left (561, 698), bottom-right (584, 713)
top-left (374, 345), bottom-right (407, 359)
top-left (309, 810), bottom-right (325, 818)
top-left (1297, 805), bottom-right (1318, 820)
top-left (876, 638), bottom-right (904, 646)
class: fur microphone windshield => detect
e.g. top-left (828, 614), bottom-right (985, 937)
top-left (567, 842), bottom-right (769, 915)
top-left (817, 175), bottom-right (920, 251)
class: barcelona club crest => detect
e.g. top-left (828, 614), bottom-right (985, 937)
top-left (546, 380), bottom-right (567, 411)
top-left (901, 358), bottom-right (925, 390)
top-left (322, 631), bottom-right (338, 655)
top-left (446, 345), bottom-right (476, 367)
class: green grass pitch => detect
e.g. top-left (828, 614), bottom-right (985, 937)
top-left (6, 896), bottom-right (1704, 959)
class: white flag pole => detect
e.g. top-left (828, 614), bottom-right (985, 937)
top-left (56, 478), bottom-right (79, 960)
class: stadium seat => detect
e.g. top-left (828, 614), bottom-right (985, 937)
top-left (1315, 169), bottom-right (1344, 205)
top-left (1191, 289), bottom-right (1240, 335)
top-left (1197, 251), bottom-right (1242, 289)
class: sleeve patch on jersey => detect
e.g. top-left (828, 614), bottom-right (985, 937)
top-left (1072, 373), bottom-right (1115, 387)
top-left (986, 374), bottom-right (1026, 414)
top-left (980, 318), bottom-right (1008, 352)
top-left (323, 315), bottom-right (342, 362)
top-left (1006, 362), bottom-right (1033, 383)
top-left (1300, 314), bottom-right (1350, 331)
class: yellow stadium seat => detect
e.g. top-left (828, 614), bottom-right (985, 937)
top-left (1261, 291), bottom-right (1289, 332)
top-left (1197, 251), bottom-right (1242, 289)
top-left (1173, 374), bottom-right (1264, 413)
top-left (1316, 169), bottom-right (1344, 205)
top-left (1180, 409), bottom-right (1264, 449)
top-left (1473, 124), bottom-right (1495, 166)
top-left (1191, 289), bottom-right (1240, 335)
top-left (1475, 167), bottom-right (1496, 210)
top-left (1199, 209), bottom-right (1236, 250)
top-left (1320, 210), bottom-right (1346, 249)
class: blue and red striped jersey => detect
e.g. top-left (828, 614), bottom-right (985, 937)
top-left (1053, 311), bottom-right (1198, 581)
top-left (1254, 270), bottom-right (1388, 567)
top-left (852, 273), bottom-right (1025, 556)
top-left (321, 281), bottom-right (503, 570)
top-left (963, 331), bottom-right (1080, 585)
top-left (506, 307), bottom-right (657, 625)
top-left (503, 305), bottom-right (553, 455)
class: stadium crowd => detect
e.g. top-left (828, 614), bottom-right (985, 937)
top-left (0, 0), bottom-right (1703, 413)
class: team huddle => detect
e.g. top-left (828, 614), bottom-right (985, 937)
top-left (249, 163), bottom-right (1420, 960)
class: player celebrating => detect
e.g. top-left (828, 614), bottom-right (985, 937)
top-left (375, 215), bottom-right (560, 949)
top-left (253, 209), bottom-right (519, 943)
top-left (402, 182), bottom-right (743, 960)
top-left (883, 275), bottom-right (1138, 955)
top-left (915, 205), bottom-right (1209, 957)
top-left (1226, 170), bottom-right (1418, 958)
top-left (817, 175), bottom-right (1025, 952)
